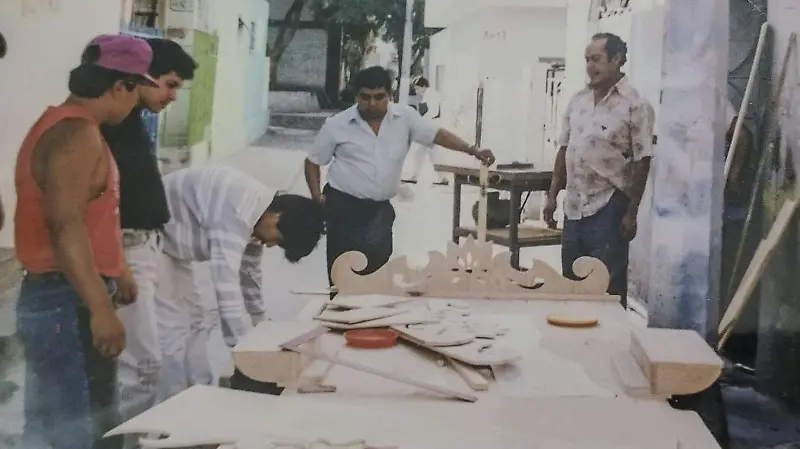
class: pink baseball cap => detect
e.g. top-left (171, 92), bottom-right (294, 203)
top-left (85, 34), bottom-right (157, 85)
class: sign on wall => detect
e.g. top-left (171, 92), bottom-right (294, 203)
top-left (169, 0), bottom-right (194, 12)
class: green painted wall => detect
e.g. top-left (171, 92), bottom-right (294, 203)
top-left (187, 31), bottom-right (219, 146)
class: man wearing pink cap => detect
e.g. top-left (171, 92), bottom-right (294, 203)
top-left (14, 34), bottom-right (156, 449)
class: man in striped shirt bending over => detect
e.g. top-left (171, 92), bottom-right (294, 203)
top-left (156, 166), bottom-right (324, 399)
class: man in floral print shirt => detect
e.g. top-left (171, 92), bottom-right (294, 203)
top-left (543, 33), bottom-right (655, 308)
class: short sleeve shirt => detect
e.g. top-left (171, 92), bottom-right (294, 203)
top-left (557, 76), bottom-right (655, 220)
top-left (307, 103), bottom-right (439, 201)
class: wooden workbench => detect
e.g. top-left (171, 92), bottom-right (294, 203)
top-left (435, 164), bottom-right (561, 269)
top-left (106, 240), bottom-right (723, 448)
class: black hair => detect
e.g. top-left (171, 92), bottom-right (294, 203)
top-left (414, 76), bottom-right (430, 88)
top-left (592, 32), bottom-right (628, 67)
top-left (146, 38), bottom-right (198, 80)
top-left (267, 194), bottom-right (325, 263)
top-left (351, 66), bottom-right (392, 93)
top-left (68, 44), bottom-right (140, 98)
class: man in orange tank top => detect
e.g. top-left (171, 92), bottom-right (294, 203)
top-left (13, 35), bottom-right (157, 449)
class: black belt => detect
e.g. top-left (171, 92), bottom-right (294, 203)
top-left (23, 271), bottom-right (69, 283)
top-left (323, 185), bottom-right (390, 208)
top-left (121, 228), bottom-right (162, 248)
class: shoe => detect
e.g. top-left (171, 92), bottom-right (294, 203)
top-left (401, 179), bottom-right (418, 184)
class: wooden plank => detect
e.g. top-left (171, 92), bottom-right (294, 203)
top-left (447, 357), bottom-right (489, 391)
top-left (393, 326), bottom-right (521, 366)
top-left (314, 307), bottom-right (403, 324)
top-left (631, 328), bottom-right (722, 396)
top-left (285, 343), bottom-right (478, 402)
top-left (279, 326), bottom-right (331, 349)
top-left (725, 32), bottom-right (796, 309)
top-left (277, 324), bottom-right (477, 402)
top-left (329, 294), bottom-right (414, 309)
top-left (290, 287), bottom-right (336, 295)
top-left (316, 309), bottom-right (436, 330)
top-left (718, 198), bottom-right (799, 348)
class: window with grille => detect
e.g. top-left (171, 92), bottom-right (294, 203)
top-left (131, 0), bottom-right (159, 28)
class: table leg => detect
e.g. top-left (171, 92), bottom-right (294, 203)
top-left (452, 176), bottom-right (463, 244)
top-left (509, 185), bottom-right (522, 269)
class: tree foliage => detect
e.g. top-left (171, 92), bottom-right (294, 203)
top-left (270, 0), bottom-right (432, 86)
top-left (373, 0), bottom-right (431, 77)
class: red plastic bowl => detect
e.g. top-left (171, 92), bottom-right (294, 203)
top-left (344, 328), bottom-right (399, 349)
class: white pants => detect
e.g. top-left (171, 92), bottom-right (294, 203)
top-left (155, 254), bottom-right (217, 401)
top-left (116, 230), bottom-right (164, 449)
top-left (408, 139), bottom-right (447, 183)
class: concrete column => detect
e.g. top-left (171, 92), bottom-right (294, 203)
top-left (645, 0), bottom-right (729, 336)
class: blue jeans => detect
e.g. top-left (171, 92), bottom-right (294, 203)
top-left (562, 190), bottom-right (630, 308)
top-left (15, 273), bottom-right (123, 449)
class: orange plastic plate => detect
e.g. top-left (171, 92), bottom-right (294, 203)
top-left (344, 328), bottom-right (399, 349)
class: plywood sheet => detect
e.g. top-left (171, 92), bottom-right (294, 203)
top-left (314, 307), bottom-right (403, 324)
top-left (316, 309), bottom-right (436, 330)
top-left (106, 385), bottom-right (717, 448)
top-left (330, 294), bottom-right (414, 309)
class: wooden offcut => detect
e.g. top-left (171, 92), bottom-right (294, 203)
top-left (631, 328), bottom-right (722, 396)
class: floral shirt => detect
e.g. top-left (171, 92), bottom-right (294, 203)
top-left (557, 76), bottom-right (655, 220)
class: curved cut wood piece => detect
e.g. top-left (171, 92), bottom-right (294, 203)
top-left (232, 322), bottom-right (323, 386)
top-left (630, 328), bottom-right (723, 397)
top-left (331, 236), bottom-right (613, 300)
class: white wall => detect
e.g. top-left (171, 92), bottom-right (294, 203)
top-left (425, 0), bottom-right (567, 28)
top-left (428, 7), bottom-right (567, 168)
top-left (0, 0), bottom-right (125, 247)
top-left (424, 0), bottom-right (457, 28)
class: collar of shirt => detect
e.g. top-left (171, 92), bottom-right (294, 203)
top-left (580, 74), bottom-right (636, 103)
top-left (346, 103), bottom-right (404, 125)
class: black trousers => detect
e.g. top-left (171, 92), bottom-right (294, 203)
top-left (324, 184), bottom-right (396, 289)
top-left (561, 190), bottom-right (630, 308)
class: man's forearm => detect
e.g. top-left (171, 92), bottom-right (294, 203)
top-left (49, 221), bottom-right (112, 313)
top-left (626, 158), bottom-right (652, 214)
top-left (548, 146), bottom-right (567, 199)
top-left (304, 158), bottom-right (323, 199)
top-left (433, 129), bottom-right (474, 155)
top-left (241, 243), bottom-right (266, 320)
top-left (217, 289), bottom-right (253, 347)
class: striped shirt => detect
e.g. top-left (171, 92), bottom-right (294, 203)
top-left (162, 166), bottom-right (274, 345)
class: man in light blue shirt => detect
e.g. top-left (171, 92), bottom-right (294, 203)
top-left (304, 66), bottom-right (495, 289)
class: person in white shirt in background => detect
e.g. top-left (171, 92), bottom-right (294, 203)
top-left (155, 165), bottom-right (324, 400)
top-left (402, 76), bottom-right (450, 186)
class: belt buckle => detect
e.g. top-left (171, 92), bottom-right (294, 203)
top-left (122, 231), bottom-right (147, 248)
